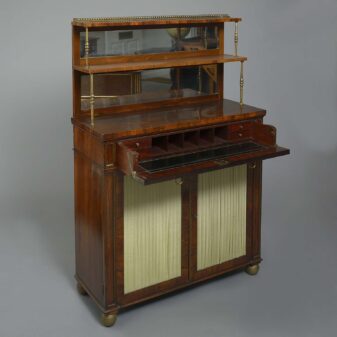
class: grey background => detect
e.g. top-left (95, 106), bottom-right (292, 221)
top-left (1, 0), bottom-right (337, 336)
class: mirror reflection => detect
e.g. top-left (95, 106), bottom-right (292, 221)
top-left (80, 65), bottom-right (218, 110)
top-left (80, 26), bottom-right (218, 57)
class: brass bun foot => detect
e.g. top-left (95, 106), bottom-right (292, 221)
top-left (101, 313), bottom-right (117, 327)
top-left (245, 264), bottom-right (259, 276)
top-left (76, 282), bottom-right (88, 296)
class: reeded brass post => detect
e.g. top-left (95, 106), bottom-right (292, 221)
top-left (240, 61), bottom-right (244, 107)
top-left (90, 73), bottom-right (95, 126)
top-left (234, 22), bottom-right (238, 56)
top-left (85, 27), bottom-right (89, 67)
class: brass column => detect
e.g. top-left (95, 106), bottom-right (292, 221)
top-left (90, 73), bottom-right (95, 126)
top-left (240, 61), bottom-right (244, 107)
top-left (85, 27), bottom-right (89, 68)
top-left (234, 22), bottom-right (238, 56)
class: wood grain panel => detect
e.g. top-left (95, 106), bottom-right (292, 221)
top-left (123, 177), bottom-right (182, 293)
top-left (74, 152), bottom-right (104, 304)
top-left (197, 165), bottom-right (247, 270)
top-left (73, 125), bottom-right (104, 165)
top-left (74, 54), bottom-right (247, 74)
top-left (72, 99), bottom-right (266, 141)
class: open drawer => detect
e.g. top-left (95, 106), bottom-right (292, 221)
top-left (116, 121), bottom-right (289, 184)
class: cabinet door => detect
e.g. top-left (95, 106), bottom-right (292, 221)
top-left (116, 176), bottom-right (189, 305)
top-left (190, 162), bottom-right (261, 281)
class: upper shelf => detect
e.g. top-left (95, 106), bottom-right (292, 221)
top-left (73, 54), bottom-right (247, 74)
top-left (72, 14), bottom-right (241, 28)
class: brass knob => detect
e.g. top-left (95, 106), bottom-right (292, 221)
top-left (249, 162), bottom-right (256, 169)
top-left (214, 159), bottom-right (230, 166)
top-left (238, 132), bottom-right (243, 137)
top-left (175, 178), bottom-right (183, 185)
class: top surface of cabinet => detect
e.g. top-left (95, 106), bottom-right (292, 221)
top-left (72, 99), bottom-right (265, 141)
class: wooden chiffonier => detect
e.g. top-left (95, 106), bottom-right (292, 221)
top-left (71, 15), bottom-right (289, 326)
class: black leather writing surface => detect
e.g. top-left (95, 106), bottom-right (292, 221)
top-left (139, 141), bottom-right (264, 172)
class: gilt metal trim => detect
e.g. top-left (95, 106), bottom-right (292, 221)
top-left (89, 73), bottom-right (95, 126)
top-left (73, 14), bottom-right (230, 23)
top-left (234, 22), bottom-right (238, 56)
top-left (85, 28), bottom-right (89, 67)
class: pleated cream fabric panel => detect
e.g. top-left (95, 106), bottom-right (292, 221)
top-left (197, 165), bottom-right (247, 270)
top-left (124, 177), bottom-right (181, 294)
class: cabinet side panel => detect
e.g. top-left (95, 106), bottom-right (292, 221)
top-left (197, 165), bottom-right (247, 270)
top-left (74, 152), bottom-right (104, 303)
top-left (73, 126), bottom-right (104, 165)
top-left (123, 177), bottom-right (181, 294)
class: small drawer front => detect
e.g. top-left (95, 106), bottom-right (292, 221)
top-left (227, 122), bottom-right (253, 140)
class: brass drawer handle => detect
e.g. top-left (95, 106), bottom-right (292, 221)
top-left (214, 159), bottom-right (230, 166)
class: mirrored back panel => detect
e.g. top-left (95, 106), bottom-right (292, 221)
top-left (80, 65), bottom-right (218, 110)
top-left (80, 26), bottom-right (219, 58)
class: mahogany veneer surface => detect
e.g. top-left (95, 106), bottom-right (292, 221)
top-left (72, 16), bottom-right (241, 28)
top-left (74, 54), bottom-right (247, 74)
top-left (72, 99), bottom-right (266, 141)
